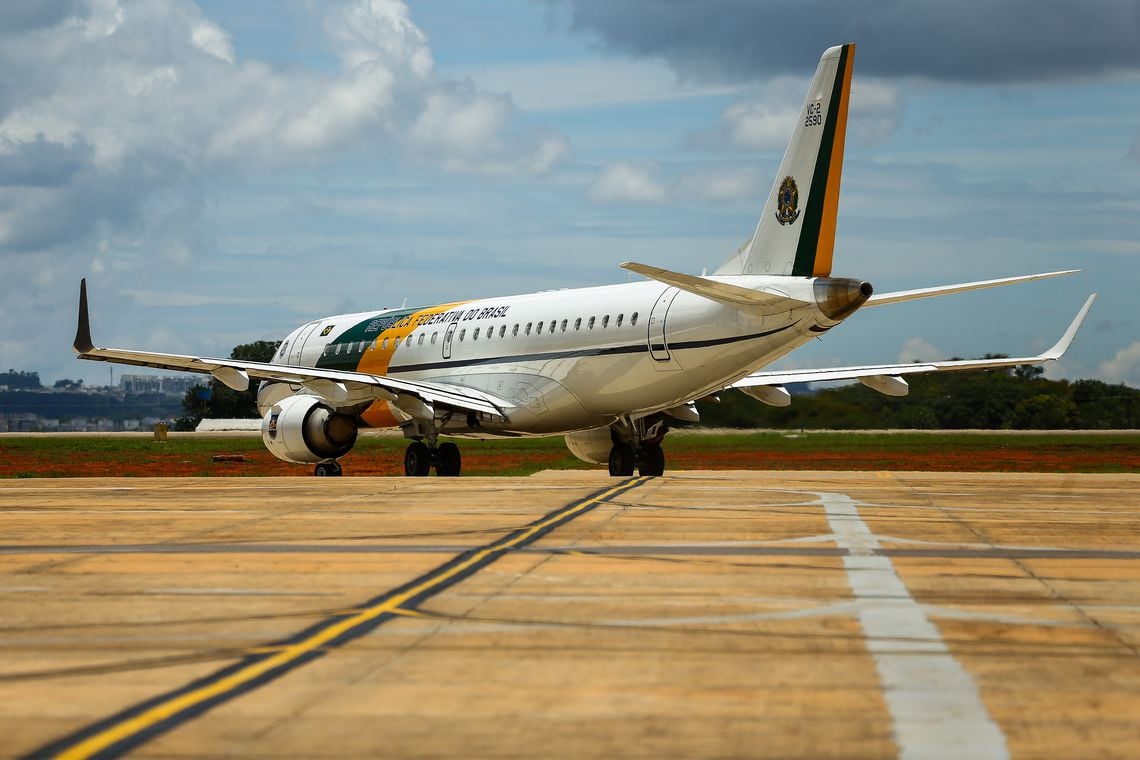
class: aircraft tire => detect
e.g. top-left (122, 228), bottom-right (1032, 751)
top-left (404, 442), bottom-right (432, 476)
top-left (314, 461), bottom-right (343, 477)
top-left (608, 444), bottom-right (636, 476)
top-left (638, 444), bottom-right (665, 477)
top-left (436, 442), bottom-right (462, 476)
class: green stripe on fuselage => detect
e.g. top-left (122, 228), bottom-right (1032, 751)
top-left (315, 307), bottom-right (418, 372)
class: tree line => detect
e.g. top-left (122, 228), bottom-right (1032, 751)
top-left (696, 361), bottom-right (1139, 430)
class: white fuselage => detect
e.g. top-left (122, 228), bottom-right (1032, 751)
top-left (274, 276), bottom-right (841, 435)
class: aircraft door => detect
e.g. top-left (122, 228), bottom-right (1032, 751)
top-left (442, 321), bottom-right (458, 360)
top-left (647, 288), bottom-right (680, 366)
top-left (290, 321), bottom-right (322, 364)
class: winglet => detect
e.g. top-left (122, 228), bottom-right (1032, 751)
top-left (1043, 293), bottom-right (1097, 360)
top-left (73, 278), bottom-right (94, 355)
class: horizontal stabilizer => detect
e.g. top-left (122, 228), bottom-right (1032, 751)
top-left (866, 270), bottom-right (1078, 307)
top-left (733, 293), bottom-right (1096, 390)
top-left (620, 262), bottom-right (807, 315)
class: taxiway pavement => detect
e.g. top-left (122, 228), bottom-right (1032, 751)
top-left (1, 471), bottom-right (1138, 758)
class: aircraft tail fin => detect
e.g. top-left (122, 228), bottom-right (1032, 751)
top-left (716, 43), bottom-right (854, 278)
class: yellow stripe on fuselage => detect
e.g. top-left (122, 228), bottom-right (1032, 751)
top-left (357, 300), bottom-right (470, 428)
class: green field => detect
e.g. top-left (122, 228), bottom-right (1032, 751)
top-left (1, 431), bottom-right (1137, 477)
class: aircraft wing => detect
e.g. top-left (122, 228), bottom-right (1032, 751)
top-left (865, 270), bottom-right (1078, 307)
top-left (72, 280), bottom-right (512, 420)
top-left (732, 293), bottom-right (1096, 392)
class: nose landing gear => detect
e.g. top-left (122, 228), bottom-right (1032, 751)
top-left (314, 461), bottom-right (343, 476)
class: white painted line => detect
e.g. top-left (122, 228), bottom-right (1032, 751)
top-left (819, 492), bottom-right (1008, 760)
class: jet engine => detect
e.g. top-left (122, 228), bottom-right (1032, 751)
top-left (261, 394), bottom-right (358, 464)
top-left (564, 427), bottom-right (614, 465)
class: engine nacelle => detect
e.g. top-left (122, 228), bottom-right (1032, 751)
top-left (261, 394), bottom-right (358, 464)
top-left (564, 427), bottom-right (614, 465)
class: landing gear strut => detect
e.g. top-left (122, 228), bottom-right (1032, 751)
top-left (404, 440), bottom-right (462, 476)
top-left (608, 417), bottom-right (668, 477)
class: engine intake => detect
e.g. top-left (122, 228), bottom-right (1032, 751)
top-left (564, 427), bottom-right (614, 465)
top-left (261, 394), bottom-right (358, 464)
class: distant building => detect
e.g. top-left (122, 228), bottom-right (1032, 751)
top-left (120, 374), bottom-right (197, 395)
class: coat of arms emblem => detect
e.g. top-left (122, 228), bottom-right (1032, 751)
top-left (774, 176), bottom-right (800, 226)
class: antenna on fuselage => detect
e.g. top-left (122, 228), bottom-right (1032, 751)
top-left (401, 297), bottom-right (407, 308)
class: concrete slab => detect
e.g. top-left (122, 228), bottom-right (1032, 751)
top-left (0, 471), bottom-right (1137, 758)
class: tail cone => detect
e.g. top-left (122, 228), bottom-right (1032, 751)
top-left (814, 278), bottom-right (873, 321)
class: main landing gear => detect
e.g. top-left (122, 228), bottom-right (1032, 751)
top-left (404, 441), bottom-right (461, 476)
top-left (608, 417), bottom-right (667, 477)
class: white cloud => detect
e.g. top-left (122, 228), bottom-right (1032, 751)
top-left (671, 166), bottom-right (766, 203)
top-left (588, 163), bottom-right (764, 206)
top-left (849, 79), bottom-right (903, 145)
top-left (0, 0), bottom-right (569, 258)
top-left (686, 75), bottom-right (902, 153)
top-left (190, 19), bottom-right (234, 64)
top-left (587, 162), bottom-right (665, 203)
top-left (1099, 341), bottom-right (1140, 385)
top-left (0, 0), bottom-right (573, 385)
top-left (325, 0), bottom-right (434, 77)
top-left (720, 99), bottom-right (798, 151)
top-left (898, 337), bottom-right (943, 364)
top-left (449, 57), bottom-right (734, 112)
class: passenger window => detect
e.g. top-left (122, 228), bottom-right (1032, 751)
top-left (631, 312), bottom-right (639, 326)
top-left (335, 344), bottom-right (341, 355)
top-left (602, 315), bottom-right (609, 328)
top-left (549, 320), bottom-right (556, 333)
top-left (371, 339), bottom-right (378, 350)
top-left (382, 338), bottom-right (389, 349)
top-left (588, 317), bottom-right (596, 329)
top-left (536, 322), bottom-right (543, 334)
top-left (574, 318), bottom-right (581, 331)
top-left (499, 325), bottom-right (507, 338)
top-left (617, 313), bottom-right (624, 327)
top-left (405, 335), bottom-right (412, 347)
top-left (561, 319), bottom-right (568, 332)
top-left (430, 333), bottom-right (437, 345)
top-left (487, 327), bottom-right (493, 340)
top-left (473, 327), bottom-right (481, 340)
top-left (458, 329), bottom-right (466, 341)
top-left (512, 324), bottom-right (519, 337)
top-left (417, 334), bottom-right (424, 346)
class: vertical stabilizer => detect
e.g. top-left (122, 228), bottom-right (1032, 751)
top-left (716, 43), bottom-right (854, 277)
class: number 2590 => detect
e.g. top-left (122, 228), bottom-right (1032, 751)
top-left (804, 103), bottom-right (823, 127)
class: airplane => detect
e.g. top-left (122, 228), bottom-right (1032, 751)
top-left (73, 43), bottom-right (1096, 477)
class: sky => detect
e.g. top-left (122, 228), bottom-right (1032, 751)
top-left (1, 0), bottom-right (1138, 388)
